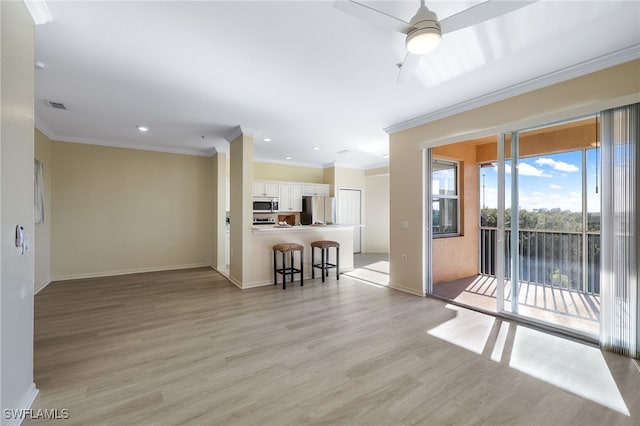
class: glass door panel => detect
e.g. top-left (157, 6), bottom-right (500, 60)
top-left (500, 120), bottom-right (600, 337)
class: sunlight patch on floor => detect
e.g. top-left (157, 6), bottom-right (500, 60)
top-left (427, 305), bottom-right (496, 355)
top-left (344, 258), bottom-right (390, 287)
top-left (427, 304), bottom-right (629, 415)
top-left (510, 326), bottom-right (629, 415)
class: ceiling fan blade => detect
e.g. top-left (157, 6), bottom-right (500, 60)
top-left (397, 52), bottom-right (422, 84)
top-left (333, 0), bottom-right (413, 34)
top-left (440, 0), bottom-right (536, 35)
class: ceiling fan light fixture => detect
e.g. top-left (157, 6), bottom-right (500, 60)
top-left (406, 25), bottom-right (441, 54)
top-left (406, 3), bottom-right (441, 55)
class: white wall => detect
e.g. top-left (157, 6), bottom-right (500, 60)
top-left (1, 0), bottom-right (37, 418)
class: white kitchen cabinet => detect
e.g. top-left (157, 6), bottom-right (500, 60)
top-left (278, 183), bottom-right (302, 212)
top-left (253, 181), bottom-right (279, 197)
top-left (302, 184), bottom-right (330, 196)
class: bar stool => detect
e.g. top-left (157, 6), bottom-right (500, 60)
top-left (311, 240), bottom-right (340, 283)
top-left (273, 243), bottom-right (304, 289)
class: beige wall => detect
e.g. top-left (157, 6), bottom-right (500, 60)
top-left (51, 142), bottom-right (213, 279)
top-left (1, 0), bottom-right (37, 413)
top-left (323, 167), bottom-right (336, 196)
top-left (35, 129), bottom-right (52, 291)
top-left (432, 143), bottom-right (479, 283)
top-left (389, 60), bottom-right (640, 296)
top-left (476, 118), bottom-right (597, 163)
top-left (334, 166), bottom-right (365, 191)
top-left (363, 173), bottom-right (389, 253)
top-left (254, 161), bottom-right (323, 183)
top-left (229, 133), bottom-right (254, 286)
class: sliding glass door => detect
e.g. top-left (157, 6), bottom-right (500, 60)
top-left (428, 104), bottom-right (638, 350)
top-left (495, 121), bottom-right (602, 337)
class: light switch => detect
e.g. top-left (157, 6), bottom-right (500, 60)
top-left (401, 220), bottom-right (409, 230)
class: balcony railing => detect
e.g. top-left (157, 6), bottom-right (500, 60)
top-left (480, 227), bottom-right (601, 295)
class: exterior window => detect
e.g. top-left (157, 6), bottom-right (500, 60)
top-left (432, 159), bottom-right (459, 236)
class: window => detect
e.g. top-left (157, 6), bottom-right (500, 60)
top-left (432, 159), bottom-right (459, 236)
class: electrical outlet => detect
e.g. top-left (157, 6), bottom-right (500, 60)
top-left (402, 254), bottom-right (407, 263)
top-left (168, 242), bottom-right (174, 249)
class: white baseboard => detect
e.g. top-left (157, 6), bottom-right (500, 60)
top-left (387, 283), bottom-right (424, 297)
top-left (34, 280), bottom-right (51, 295)
top-left (240, 279), bottom-right (274, 289)
top-left (51, 263), bottom-right (210, 282)
top-left (211, 265), bottom-right (230, 277)
top-left (5, 383), bottom-right (38, 426)
top-left (227, 275), bottom-right (243, 289)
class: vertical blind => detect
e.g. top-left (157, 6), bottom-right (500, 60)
top-left (600, 102), bottom-right (639, 357)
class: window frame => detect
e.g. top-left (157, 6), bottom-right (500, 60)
top-left (432, 158), bottom-right (461, 238)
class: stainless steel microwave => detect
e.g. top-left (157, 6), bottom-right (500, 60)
top-left (253, 198), bottom-right (279, 213)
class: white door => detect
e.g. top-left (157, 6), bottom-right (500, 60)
top-left (338, 189), bottom-right (362, 253)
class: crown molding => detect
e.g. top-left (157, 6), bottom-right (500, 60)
top-left (23, 0), bottom-right (53, 25)
top-left (363, 160), bottom-right (390, 170)
top-left (322, 161), bottom-right (367, 170)
top-left (44, 135), bottom-right (215, 157)
top-left (253, 157), bottom-right (324, 169)
top-left (34, 118), bottom-right (57, 141)
top-left (384, 45), bottom-right (640, 135)
top-left (225, 125), bottom-right (257, 142)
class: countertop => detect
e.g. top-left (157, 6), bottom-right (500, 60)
top-left (252, 224), bottom-right (354, 233)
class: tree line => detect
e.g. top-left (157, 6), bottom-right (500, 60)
top-left (481, 208), bottom-right (600, 232)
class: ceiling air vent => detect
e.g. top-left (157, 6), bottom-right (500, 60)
top-left (44, 100), bottom-right (66, 110)
top-left (337, 149), bottom-right (352, 155)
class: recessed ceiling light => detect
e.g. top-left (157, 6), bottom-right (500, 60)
top-left (34, 61), bottom-right (46, 70)
top-left (263, 138), bottom-right (272, 142)
top-left (285, 156), bottom-right (293, 160)
top-left (312, 147), bottom-right (320, 151)
top-left (382, 153), bottom-right (389, 158)
top-left (136, 125), bottom-right (149, 132)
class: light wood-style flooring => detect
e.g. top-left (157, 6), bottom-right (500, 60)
top-left (27, 267), bottom-right (639, 425)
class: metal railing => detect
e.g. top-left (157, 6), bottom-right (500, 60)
top-left (480, 227), bottom-right (600, 295)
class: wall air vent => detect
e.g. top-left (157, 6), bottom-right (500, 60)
top-left (44, 100), bottom-right (66, 110)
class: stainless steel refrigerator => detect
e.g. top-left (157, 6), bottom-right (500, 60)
top-left (301, 196), bottom-right (336, 225)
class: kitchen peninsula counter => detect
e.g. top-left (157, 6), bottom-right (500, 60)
top-left (236, 224), bottom-right (354, 288)
top-left (252, 224), bottom-right (353, 232)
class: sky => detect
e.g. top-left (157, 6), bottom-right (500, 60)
top-left (481, 149), bottom-right (600, 213)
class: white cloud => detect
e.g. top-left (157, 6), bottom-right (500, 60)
top-left (502, 163), bottom-right (550, 177)
top-left (549, 184), bottom-right (563, 189)
top-left (509, 162), bottom-right (552, 177)
top-left (535, 157), bottom-right (579, 172)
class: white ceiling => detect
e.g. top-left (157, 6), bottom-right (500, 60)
top-left (34, 1), bottom-right (640, 169)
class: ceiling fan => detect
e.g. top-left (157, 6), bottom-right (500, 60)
top-left (334, 0), bottom-right (536, 82)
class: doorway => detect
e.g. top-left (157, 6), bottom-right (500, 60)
top-left (429, 116), bottom-right (602, 338)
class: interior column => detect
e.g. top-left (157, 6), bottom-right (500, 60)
top-left (228, 128), bottom-right (254, 286)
